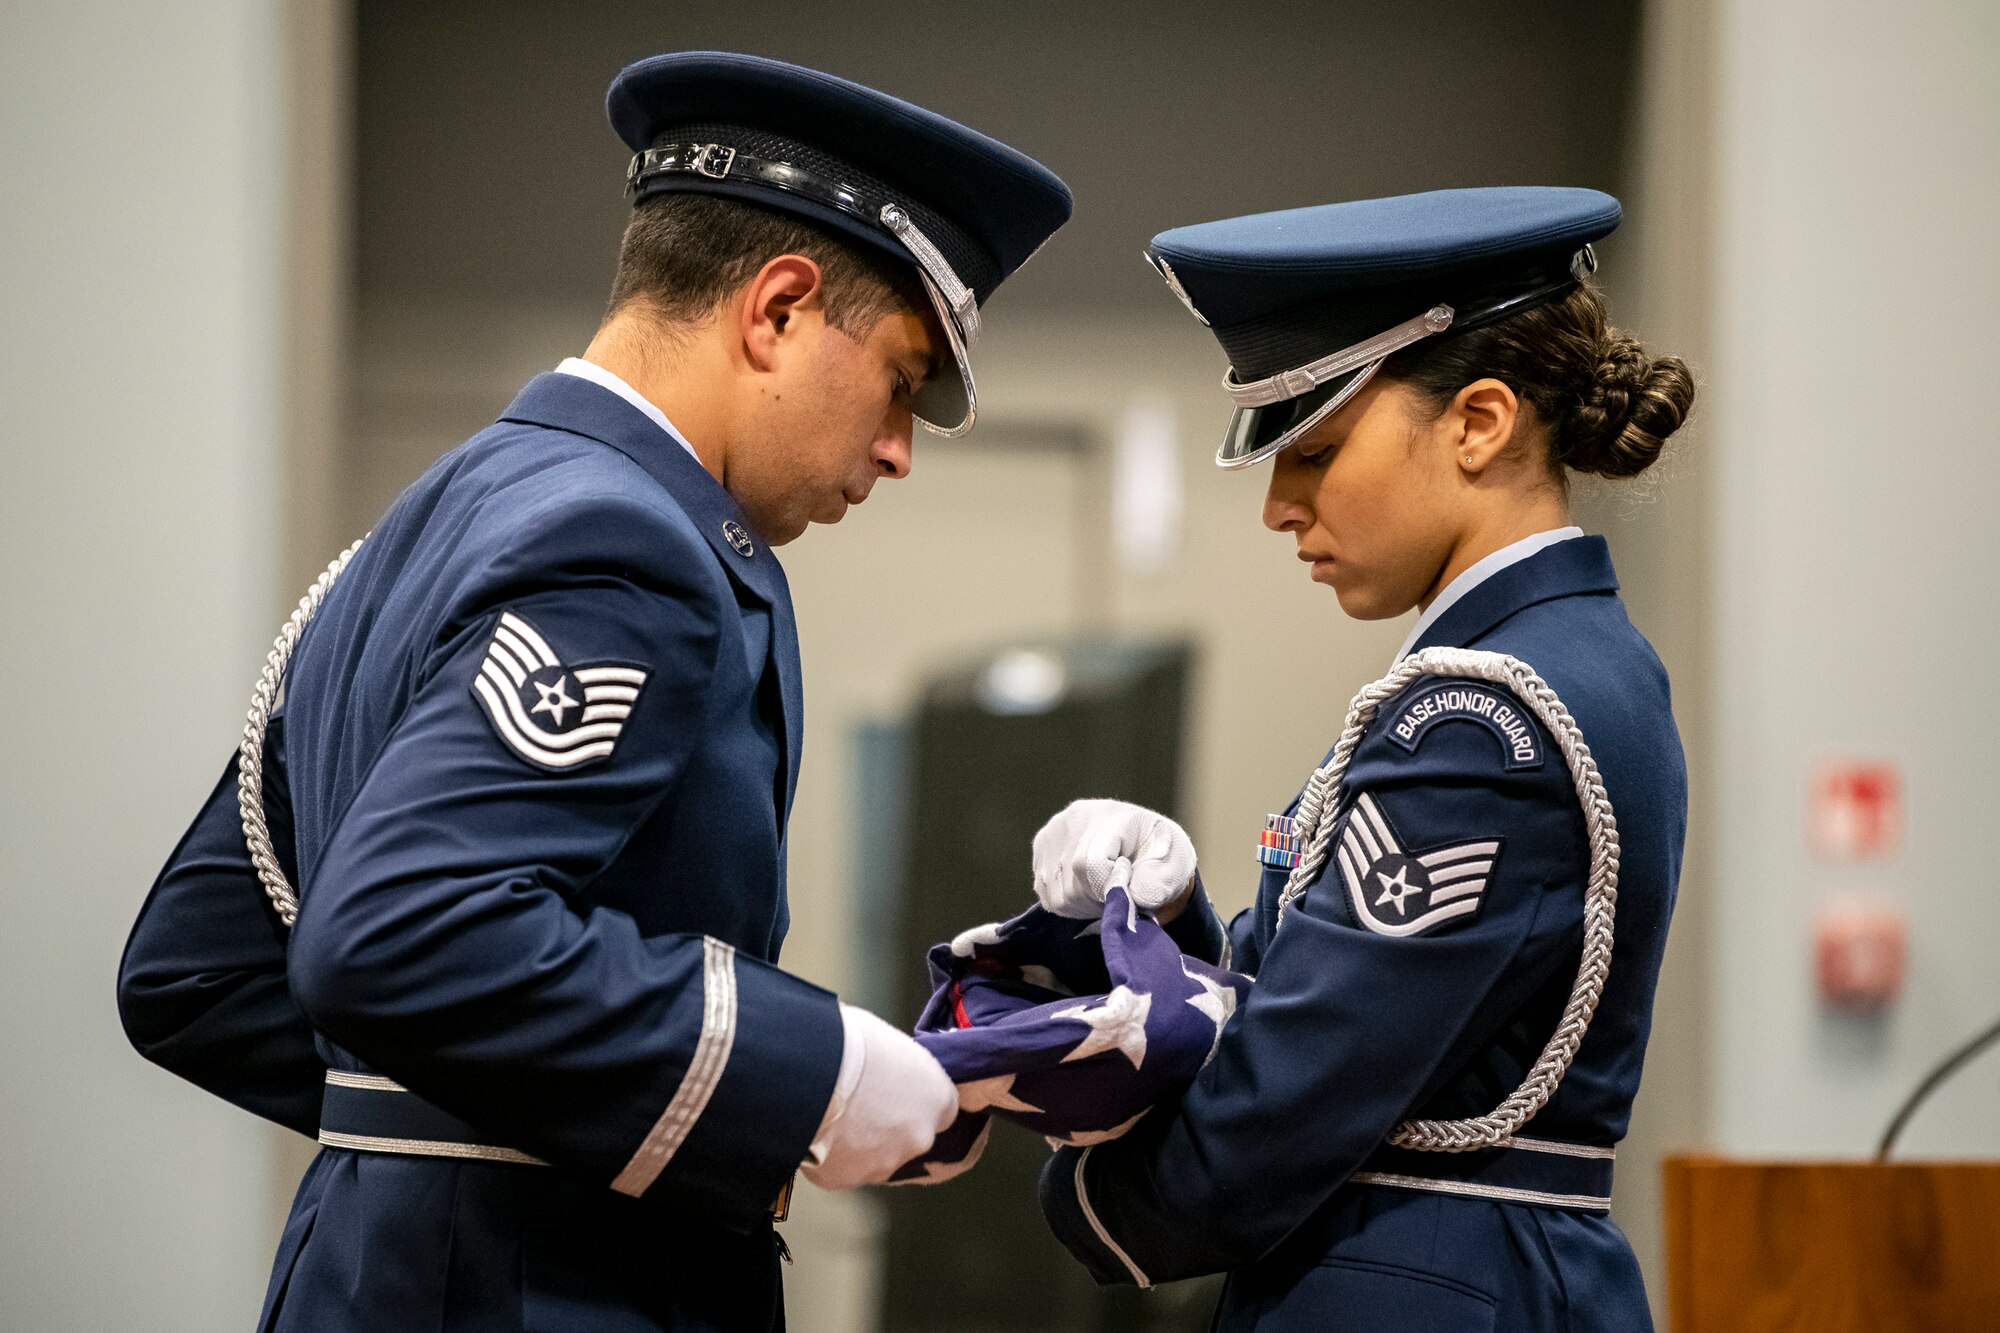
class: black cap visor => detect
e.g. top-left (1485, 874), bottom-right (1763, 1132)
top-left (1218, 362), bottom-right (1379, 469)
top-left (908, 268), bottom-right (976, 436)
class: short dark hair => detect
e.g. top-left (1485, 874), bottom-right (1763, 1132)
top-left (605, 192), bottom-right (927, 338)
top-left (1380, 283), bottom-right (1696, 481)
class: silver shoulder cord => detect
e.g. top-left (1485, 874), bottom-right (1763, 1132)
top-left (1276, 647), bottom-right (1621, 1153)
top-left (238, 536), bottom-right (368, 928)
top-left (240, 562), bottom-right (1616, 1154)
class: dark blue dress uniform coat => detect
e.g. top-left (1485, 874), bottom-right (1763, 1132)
top-left (1041, 537), bottom-right (1687, 1332)
top-left (118, 372), bottom-right (846, 1332)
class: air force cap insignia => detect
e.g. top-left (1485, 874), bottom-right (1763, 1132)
top-left (471, 611), bottom-right (649, 771)
top-left (1336, 792), bottom-right (1502, 937)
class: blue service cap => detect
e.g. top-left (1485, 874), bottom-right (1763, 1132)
top-left (608, 52), bottom-right (1074, 438)
top-left (1145, 187), bottom-right (1621, 468)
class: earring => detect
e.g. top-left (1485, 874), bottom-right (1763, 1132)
top-left (1464, 454), bottom-right (1475, 466)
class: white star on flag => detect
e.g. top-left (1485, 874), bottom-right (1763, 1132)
top-left (1054, 985), bottom-right (1151, 1070)
top-left (956, 1073), bottom-right (1043, 1115)
top-left (950, 921), bottom-right (1009, 957)
top-left (1046, 1109), bottom-right (1148, 1148)
top-left (888, 1120), bottom-right (991, 1186)
top-left (1181, 959), bottom-right (1239, 1063)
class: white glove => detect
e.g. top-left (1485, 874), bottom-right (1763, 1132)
top-left (801, 1003), bottom-right (958, 1191)
top-left (1031, 799), bottom-right (1197, 920)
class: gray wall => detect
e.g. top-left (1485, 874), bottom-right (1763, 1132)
top-left (1, 3), bottom-right (293, 1328)
top-left (1705, 0), bottom-right (2000, 1156)
top-left (351, 0), bottom-right (1638, 311)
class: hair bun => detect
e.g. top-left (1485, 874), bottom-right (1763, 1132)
top-left (1379, 282), bottom-right (1695, 485)
top-left (1559, 334), bottom-right (1695, 478)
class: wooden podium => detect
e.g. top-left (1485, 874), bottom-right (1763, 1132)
top-left (1663, 1155), bottom-right (2000, 1332)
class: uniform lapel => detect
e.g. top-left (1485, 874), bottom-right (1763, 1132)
top-left (767, 566), bottom-right (804, 824)
top-left (497, 373), bottom-right (803, 820)
top-left (498, 374), bottom-right (784, 608)
top-left (1409, 536), bottom-right (1621, 655)
top-left (1250, 539), bottom-right (1619, 954)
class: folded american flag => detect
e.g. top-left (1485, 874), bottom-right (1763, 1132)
top-left (889, 877), bottom-right (1251, 1184)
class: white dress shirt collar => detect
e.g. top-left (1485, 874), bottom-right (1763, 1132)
top-left (553, 357), bottom-right (702, 465)
top-left (1394, 526), bottom-right (1585, 663)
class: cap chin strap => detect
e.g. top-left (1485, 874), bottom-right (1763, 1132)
top-left (628, 142), bottom-right (981, 435)
top-left (1225, 305), bottom-right (1453, 409)
top-left (880, 204), bottom-right (980, 438)
top-left (1217, 243), bottom-right (1601, 412)
top-left (878, 204), bottom-right (979, 347)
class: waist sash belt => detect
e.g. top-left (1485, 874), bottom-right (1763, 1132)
top-left (318, 1070), bottom-right (547, 1166)
top-left (316, 1071), bottom-right (796, 1220)
top-left (1349, 1135), bottom-right (1616, 1211)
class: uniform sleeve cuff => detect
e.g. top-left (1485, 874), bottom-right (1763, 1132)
top-left (620, 944), bottom-right (844, 1229)
top-left (1040, 1147), bottom-right (1151, 1287)
top-left (804, 1003), bottom-right (869, 1167)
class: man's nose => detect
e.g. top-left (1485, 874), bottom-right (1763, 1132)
top-left (873, 409), bottom-right (913, 479)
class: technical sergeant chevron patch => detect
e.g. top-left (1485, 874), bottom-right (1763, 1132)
top-left (470, 611), bottom-right (649, 771)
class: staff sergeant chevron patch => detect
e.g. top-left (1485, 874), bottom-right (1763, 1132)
top-left (1335, 792), bottom-right (1503, 937)
top-left (471, 611), bottom-right (649, 771)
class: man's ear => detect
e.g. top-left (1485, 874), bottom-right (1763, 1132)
top-left (737, 254), bottom-right (825, 373)
top-left (1449, 377), bottom-right (1520, 475)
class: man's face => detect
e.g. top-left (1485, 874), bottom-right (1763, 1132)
top-left (728, 299), bottom-right (940, 545)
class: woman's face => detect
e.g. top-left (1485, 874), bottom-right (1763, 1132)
top-left (1261, 377), bottom-right (1469, 621)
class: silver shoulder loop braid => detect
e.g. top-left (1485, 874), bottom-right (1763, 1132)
top-left (1276, 647), bottom-right (1621, 1153)
top-left (238, 536), bottom-right (368, 928)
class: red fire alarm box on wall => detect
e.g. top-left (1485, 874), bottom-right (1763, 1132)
top-left (1810, 764), bottom-right (1903, 862)
top-left (1814, 898), bottom-right (1906, 1008)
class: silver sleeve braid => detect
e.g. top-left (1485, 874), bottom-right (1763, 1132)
top-left (1274, 647), bottom-right (1621, 1153)
top-left (237, 536), bottom-right (367, 928)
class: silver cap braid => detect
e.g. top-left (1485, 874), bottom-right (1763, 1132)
top-left (237, 536), bottom-right (367, 928)
top-left (1275, 647), bottom-right (1621, 1152)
